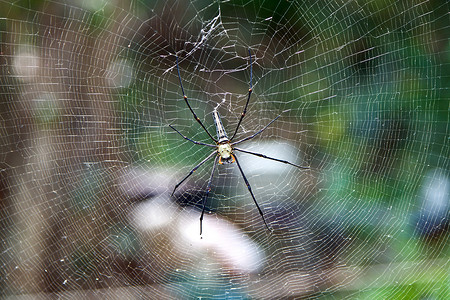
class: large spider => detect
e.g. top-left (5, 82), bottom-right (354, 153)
top-left (170, 50), bottom-right (309, 235)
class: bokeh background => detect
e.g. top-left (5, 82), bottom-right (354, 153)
top-left (0, 0), bottom-right (448, 298)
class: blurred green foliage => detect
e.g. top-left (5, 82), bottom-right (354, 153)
top-left (106, 0), bottom-right (450, 297)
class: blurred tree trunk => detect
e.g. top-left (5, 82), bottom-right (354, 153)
top-left (1, 2), bottom-right (137, 294)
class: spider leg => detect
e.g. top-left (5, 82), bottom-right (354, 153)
top-left (176, 56), bottom-right (217, 142)
top-left (200, 155), bottom-right (219, 236)
top-left (169, 124), bottom-right (216, 147)
top-left (231, 110), bottom-right (287, 146)
top-left (171, 150), bottom-right (217, 197)
top-left (234, 147), bottom-right (310, 169)
top-left (234, 154), bottom-right (272, 233)
top-left (230, 49), bottom-right (253, 141)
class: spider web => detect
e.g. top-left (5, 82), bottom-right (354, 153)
top-left (0, 0), bottom-right (448, 298)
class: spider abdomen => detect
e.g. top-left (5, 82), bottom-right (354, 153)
top-left (213, 110), bottom-right (229, 143)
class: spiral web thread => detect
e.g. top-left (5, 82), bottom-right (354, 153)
top-left (0, 0), bottom-right (448, 298)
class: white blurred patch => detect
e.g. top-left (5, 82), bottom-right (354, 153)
top-left (73, 0), bottom-right (110, 11)
top-left (177, 213), bottom-right (265, 273)
top-left (129, 192), bottom-right (265, 274)
top-left (105, 58), bottom-right (135, 88)
top-left (421, 168), bottom-right (449, 216)
top-left (235, 140), bottom-right (302, 175)
top-left (232, 140), bottom-right (306, 203)
top-left (131, 195), bottom-right (174, 230)
top-left (13, 45), bottom-right (40, 81)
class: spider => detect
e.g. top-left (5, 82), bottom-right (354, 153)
top-left (170, 50), bottom-right (309, 235)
